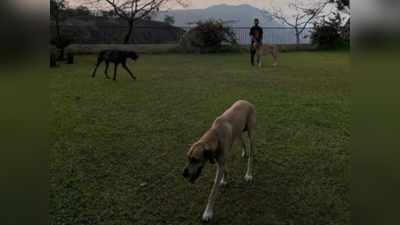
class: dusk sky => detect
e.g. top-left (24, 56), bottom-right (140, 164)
top-left (64, 0), bottom-right (339, 21)
top-left (68, 0), bottom-right (295, 10)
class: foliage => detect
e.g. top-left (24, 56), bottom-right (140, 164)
top-left (311, 13), bottom-right (349, 49)
top-left (50, 36), bottom-right (73, 49)
top-left (164, 15), bottom-right (175, 25)
top-left (65, 5), bottom-right (92, 18)
top-left (180, 20), bottom-right (238, 53)
top-left (50, 0), bottom-right (67, 20)
top-left (329, 0), bottom-right (350, 10)
top-left (100, 10), bottom-right (117, 18)
top-left (50, 36), bottom-right (74, 60)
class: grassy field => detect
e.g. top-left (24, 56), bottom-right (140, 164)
top-left (50, 52), bottom-right (350, 225)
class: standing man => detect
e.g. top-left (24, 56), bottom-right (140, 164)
top-left (249, 18), bottom-right (263, 66)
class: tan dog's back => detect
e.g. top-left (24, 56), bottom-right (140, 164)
top-left (213, 100), bottom-right (256, 141)
top-left (219, 100), bottom-right (255, 121)
top-left (253, 43), bottom-right (279, 67)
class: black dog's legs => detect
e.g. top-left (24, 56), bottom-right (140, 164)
top-left (122, 63), bottom-right (136, 80)
top-left (113, 63), bottom-right (119, 81)
top-left (104, 62), bottom-right (110, 79)
top-left (92, 59), bottom-right (103, 78)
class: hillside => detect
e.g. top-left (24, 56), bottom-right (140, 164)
top-left (51, 17), bottom-right (184, 44)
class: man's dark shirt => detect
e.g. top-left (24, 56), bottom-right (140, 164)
top-left (250, 25), bottom-right (263, 43)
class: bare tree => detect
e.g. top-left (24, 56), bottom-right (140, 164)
top-left (271, 0), bottom-right (329, 45)
top-left (89, 0), bottom-right (187, 44)
top-left (50, 0), bottom-right (67, 44)
top-left (51, 0), bottom-right (72, 60)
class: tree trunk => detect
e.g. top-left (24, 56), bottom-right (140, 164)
top-left (295, 28), bottom-right (300, 50)
top-left (50, 52), bottom-right (57, 68)
top-left (124, 21), bottom-right (134, 44)
top-left (296, 33), bottom-right (300, 45)
top-left (55, 14), bottom-right (65, 60)
top-left (55, 18), bottom-right (61, 43)
top-left (58, 48), bottom-right (65, 61)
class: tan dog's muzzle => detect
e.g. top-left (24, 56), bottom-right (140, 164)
top-left (183, 163), bottom-right (204, 184)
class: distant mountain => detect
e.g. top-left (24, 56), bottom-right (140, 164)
top-left (155, 4), bottom-right (283, 27)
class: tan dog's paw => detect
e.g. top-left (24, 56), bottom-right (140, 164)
top-left (202, 210), bottom-right (213, 222)
top-left (244, 174), bottom-right (253, 182)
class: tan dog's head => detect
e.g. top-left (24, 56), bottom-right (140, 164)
top-left (252, 42), bottom-right (258, 49)
top-left (183, 141), bottom-right (215, 183)
top-left (253, 41), bottom-right (262, 50)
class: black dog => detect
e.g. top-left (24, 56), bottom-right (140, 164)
top-left (92, 50), bottom-right (139, 81)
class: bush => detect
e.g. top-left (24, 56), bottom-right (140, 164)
top-left (311, 13), bottom-right (349, 50)
top-left (51, 36), bottom-right (73, 50)
top-left (179, 20), bottom-right (238, 53)
top-left (51, 36), bottom-right (74, 60)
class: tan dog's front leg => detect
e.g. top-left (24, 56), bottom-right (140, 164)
top-left (202, 162), bottom-right (224, 222)
top-left (256, 51), bottom-right (262, 68)
top-left (220, 172), bottom-right (227, 186)
top-left (245, 129), bottom-right (255, 182)
top-left (220, 160), bottom-right (228, 186)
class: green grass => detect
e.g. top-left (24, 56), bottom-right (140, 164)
top-left (50, 52), bottom-right (350, 225)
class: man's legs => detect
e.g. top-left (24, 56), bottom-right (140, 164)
top-left (250, 43), bottom-right (256, 66)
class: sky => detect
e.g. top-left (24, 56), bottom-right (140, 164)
top-left (67, 0), bottom-right (295, 10)
top-left (63, 0), bottom-right (349, 25)
top-left (64, 0), bottom-right (342, 25)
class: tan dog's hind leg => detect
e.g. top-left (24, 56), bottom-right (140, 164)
top-left (202, 160), bottom-right (224, 222)
top-left (240, 135), bottom-right (247, 158)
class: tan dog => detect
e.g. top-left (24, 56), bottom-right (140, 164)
top-left (183, 100), bottom-right (256, 222)
top-left (253, 42), bottom-right (279, 67)
top-left (252, 30), bottom-right (279, 67)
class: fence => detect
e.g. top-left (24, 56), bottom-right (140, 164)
top-left (55, 25), bottom-right (313, 45)
top-left (230, 27), bottom-right (313, 45)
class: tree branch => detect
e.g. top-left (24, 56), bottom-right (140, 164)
top-left (272, 7), bottom-right (295, 28)
top-left (90, 0), bottom-right (187, 23)
top-left (270, 0), bottom-right (329, 34)
top-left (103, 0), bottom-right (129, 18)
top-left (298, 2), bottom-right (329, 33)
